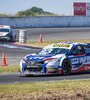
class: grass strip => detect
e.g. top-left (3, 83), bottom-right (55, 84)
top-left (0, 65), bottom-right (19, 73)
top-left (28, 39), bottom-right (90, 47)
top-left (0, 80), bottom-right (90, 99)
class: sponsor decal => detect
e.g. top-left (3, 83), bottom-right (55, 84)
top-left (71, 58), bottom-right (79, 64)
top-left (53, 44), bottom-right (71, 48)
top-left (86, 3), bottom-right (90, 16)
top-left (83, 64), bottom-right (90, 70)
top-left (79, 56), bottom-right (90, 63)
top-left (71, 56), bottom-right (90, 64)
top-left (74, 2), bottom-right (90, 16)
top-left (29, 57), bottom-right (44, 60)
top-left (74, 2), bottom-right (86, 15)
top-left (71, 64), bottom-right (90, 72)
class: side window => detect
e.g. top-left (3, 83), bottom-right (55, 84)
top-left (84, 45), bottom-right (90, 54)
top-left (72, 45), bottom-right (84, 55)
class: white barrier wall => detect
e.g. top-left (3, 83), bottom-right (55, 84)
top-left (0, 16), bottom-right (90, 28)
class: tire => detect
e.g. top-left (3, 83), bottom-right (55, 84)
top-left (13, 35), bottom-right (16, 42)
top-left (10, 35), bottom-right (16, 42)
top-left (62, 59), bottom-right (71, 75)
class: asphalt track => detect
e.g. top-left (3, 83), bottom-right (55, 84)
top-left (0, 43), bottom-right (40, 65)
top-left (0, 72), bottom-right (90, 84)
top-left (0, 27), bottom-right (90, 84)
top-left (15, 27), bottom-right (90, 41)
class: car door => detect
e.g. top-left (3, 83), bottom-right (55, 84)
top-left (68, 45), bottom-right (86, 72)
top-left (83, 45), bottom-right (90, 71)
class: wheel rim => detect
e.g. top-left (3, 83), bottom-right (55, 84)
top-left (62, 60), bottom-right (71, 75)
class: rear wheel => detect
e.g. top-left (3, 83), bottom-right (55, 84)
top-left (62, 59), bottom-right (71, 75)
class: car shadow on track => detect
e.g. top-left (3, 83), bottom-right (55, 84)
top-left (19, 71), bottom-right (90, 78)
top-left (0, 40), bottom-right (16, 43)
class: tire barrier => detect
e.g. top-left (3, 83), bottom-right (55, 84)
top-left (19, 30), bottom-right (27, 43)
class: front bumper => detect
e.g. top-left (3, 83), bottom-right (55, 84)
top-left (20, 60), bottom-right (62, 75)
top-left (23, 70), bottom-right (47, 75)
top-left (0, 36), bottom-right (11, 41)
top-left (20, 59), bottom-right (45, 74)
top-left (22, 69), bottom-right (62, 76)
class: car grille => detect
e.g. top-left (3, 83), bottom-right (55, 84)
top-left (26, 61), bottom-right (44, 71)
top-left (27, 67), bottom-right (42, 71)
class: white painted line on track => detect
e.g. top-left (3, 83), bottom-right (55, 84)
top-left (0, 43), bottom-right (31, 50)
top-left (0, 44), bottom-right (17, 48)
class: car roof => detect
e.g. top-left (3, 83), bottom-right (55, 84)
top-left (0, 25), bottom-right (11, 29)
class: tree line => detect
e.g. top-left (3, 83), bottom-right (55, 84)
top-left (0, 7), bottom-right (56, 17)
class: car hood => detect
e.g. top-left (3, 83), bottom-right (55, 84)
top-left (23, 53), bottom-right (65, 62)
top-left (0, 32), bottom-right (9, 36)
top-left (23, 53), bottom-right (53, 61)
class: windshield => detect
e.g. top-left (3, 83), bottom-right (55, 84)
top-left (0, 29), bottom-right (9, 32)
top-left (38, 48), bottom-right (69, 55)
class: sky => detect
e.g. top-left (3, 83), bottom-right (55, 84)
top-left (0, 0), bottom-right (90, 15)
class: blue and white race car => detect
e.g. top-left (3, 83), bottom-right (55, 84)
top-left (0, 25), bottom-right (16, 42)
top-left (20, 42), bottom-right (90, 75)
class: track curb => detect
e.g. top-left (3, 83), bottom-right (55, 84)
top-left (10, 42), bottom-right (43, 49)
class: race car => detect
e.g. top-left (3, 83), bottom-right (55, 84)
top-left (20, 42), bottom-right (90, 75)
top-left (0, 25), bottom-right (16, 42)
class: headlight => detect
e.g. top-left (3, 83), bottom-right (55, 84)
top-left (44, 58), bottom-right (58, 64)
top-left (26, 61), bottom-right (31, 65)
top-left (20, 57), bottom-right (27, 65)
top-left (3, 33), bottom-right (9, 36)
top-left (20, 59), bottom-right (25, 64)
top-left (47, 68), bottom-right (55, 71)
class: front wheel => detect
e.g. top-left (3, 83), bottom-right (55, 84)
top-left (62, 59), bottom-right (71, 75)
